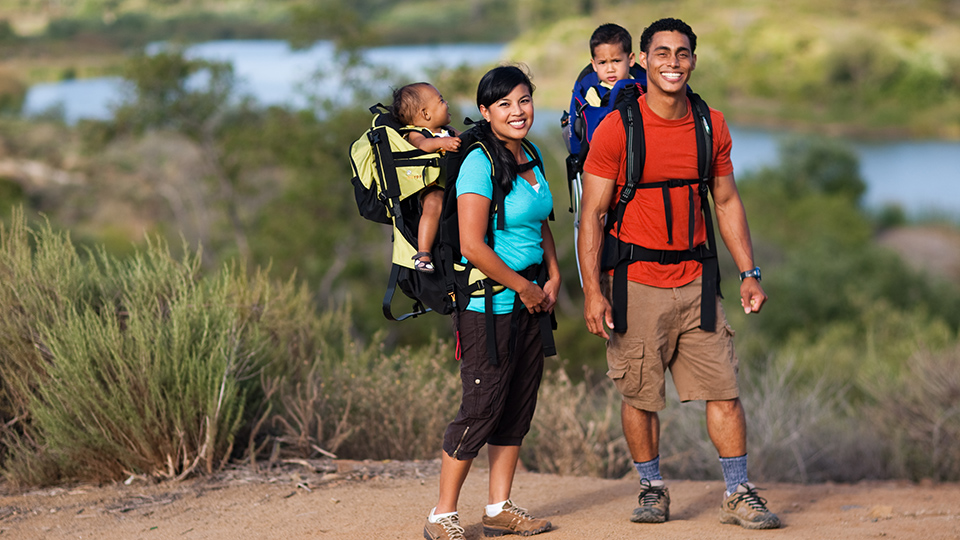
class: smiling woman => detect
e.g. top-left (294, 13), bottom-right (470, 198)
top-left (423, 65), bottom-right (561, 540)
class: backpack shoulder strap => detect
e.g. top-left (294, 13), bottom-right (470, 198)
top-left (688, 92), bottom-right (713, 182)
top-left (519, 138), bottom-right (553, 221)
top-left (519, 139), bottom-right (544, 175)
top-left (607, 89), bottom-right (644, 234)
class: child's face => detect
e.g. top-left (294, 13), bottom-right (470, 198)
top-left (590, 43), bottom-right (636, 86)
top-left (418, 85), bottom-right (451, 130)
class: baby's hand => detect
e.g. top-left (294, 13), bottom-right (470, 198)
top-left (442, 137), bottom-right (461, 152)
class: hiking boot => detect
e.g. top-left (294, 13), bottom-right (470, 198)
top-left (424, 513), bottom-right (465, 540)
top-left (719, 482), bottom-right (781, 529)
top-left (630, 479), bottom-right (670, 523)
top-left (481, 500), bottom-right (552, 537)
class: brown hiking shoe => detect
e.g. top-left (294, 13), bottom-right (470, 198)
top-left (630, 479), bottom-right (670, 523)
top-left (423, 513), bottom-right (465, 540)
top-left (481, 500), bottom-right (552, 537)
top-left (719, 482), bottom-right (781, 529)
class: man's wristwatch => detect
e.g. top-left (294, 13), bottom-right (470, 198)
top-left (739, 267), bottom-right (762, 281)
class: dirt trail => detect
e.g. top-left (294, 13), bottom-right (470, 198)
top-left (1, 459), bottom-right (958, 539)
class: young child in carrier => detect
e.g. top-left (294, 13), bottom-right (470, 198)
top-left (584, 23), bottom-right (637, 107)
top-left (390, 83), bottom-right (461, 273)
top-left (565, 23), bottom-right (644, 158)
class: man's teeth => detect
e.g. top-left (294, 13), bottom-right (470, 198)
top-left (662, 73), bottom-right (682, 81)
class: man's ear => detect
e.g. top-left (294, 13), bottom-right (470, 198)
top-left (638, 51), bottom-right (647, 70)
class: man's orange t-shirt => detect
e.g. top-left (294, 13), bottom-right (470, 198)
top-left (582, 95), bottom-right (734, 288)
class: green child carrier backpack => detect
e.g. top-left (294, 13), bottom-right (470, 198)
top-left (349, 103), bottom-right (451, 321)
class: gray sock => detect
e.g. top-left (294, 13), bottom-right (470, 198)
top-left (634, 456), bottom-right (662, 482)
top-left (719, 454), bottom-right (749, 494)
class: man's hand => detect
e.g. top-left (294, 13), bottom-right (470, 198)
top-left (740, 278), bottom-right (767, 314)
top-left (583, 290), bottom-right (614, 339)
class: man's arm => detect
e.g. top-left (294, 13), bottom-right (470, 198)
top-left (577, 171), bottom-right (617, 338)
top-left (710, 173), bottom-right (768, 314)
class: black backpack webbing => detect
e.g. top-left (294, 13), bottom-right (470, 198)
top-left (604, 93), bottom-right (722, 333)
top-left (452, 137), bottom-right (556, 366)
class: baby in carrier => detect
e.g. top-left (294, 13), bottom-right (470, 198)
top-left (390, 83), bottom-right (461, 273)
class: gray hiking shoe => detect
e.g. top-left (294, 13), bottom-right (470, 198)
top-left (424, 513), bottom-right (466, 540)
top-left (630, 479), bottom-right (670, 523)
top-left (481, 500), bottom-right (552, 537)
top-left (719, 482), bottom-right (781, 529)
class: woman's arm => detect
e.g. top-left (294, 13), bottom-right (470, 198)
top-left (458, 192), bottom-right (547, 314)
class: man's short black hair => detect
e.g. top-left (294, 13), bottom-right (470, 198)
top-left (590, 23), bottom-right (633, 56)
top-left (639, 18), bottom-right (697, 54)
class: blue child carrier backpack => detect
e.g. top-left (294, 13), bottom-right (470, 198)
top-left (559, 64), bottom-right (647, 284)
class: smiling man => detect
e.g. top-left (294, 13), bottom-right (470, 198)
top-left (577, 18), bottom-right (780, 530)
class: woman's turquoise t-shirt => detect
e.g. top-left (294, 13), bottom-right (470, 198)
top-left (456, 144), bottom-right (554, 314)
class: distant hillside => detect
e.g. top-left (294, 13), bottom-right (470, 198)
top-left (509, 0), bottom-right (960, 138)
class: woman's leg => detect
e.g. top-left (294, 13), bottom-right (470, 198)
top-left (435, 451), bottom-right (473, 514)
top-left (487, 444), bottom-right (520, 504)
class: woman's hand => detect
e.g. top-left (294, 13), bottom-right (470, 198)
top-left (541, 277), bottom-right (560, 313)
top-left (517, 280), bottom-right (548, 314)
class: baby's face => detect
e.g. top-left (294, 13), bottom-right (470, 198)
top-left (590, 43), bottom-right (636, 86)
top-left (419, 85), bottom-right (451, 130)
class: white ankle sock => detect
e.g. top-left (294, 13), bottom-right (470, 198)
top-left (428, 507), bottom-right (457, 523)
top-left (485, 500), bottom-right (508, 517)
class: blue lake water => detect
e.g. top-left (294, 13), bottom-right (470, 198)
top-left (22, 40), bottom-right (960, 218)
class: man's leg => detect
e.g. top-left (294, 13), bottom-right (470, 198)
top-left (707, 398), bottom-right (780, 530)
top-left (623, 402), bottom-right (660, 462)
top-left (623, 402), bottom-right (670, 523)
top-left (705, 398), bottom-right (746, 458)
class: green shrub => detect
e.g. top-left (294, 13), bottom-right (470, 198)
top-left (524, 367), bottom-right (629, 478)
top-left (0, 211), bottom-right (314, 486)
top-left (866, 343), bottom-right (960, 481)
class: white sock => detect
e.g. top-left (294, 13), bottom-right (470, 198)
top-left (485, 500), bottom-right (508, 517)
top-left (428, 507), bottom-right (457, 523)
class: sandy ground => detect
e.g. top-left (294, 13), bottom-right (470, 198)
top-left (1, 459), bottom-right (958, 540)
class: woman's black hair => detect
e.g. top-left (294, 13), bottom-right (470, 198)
top-left (474, 65), bottom-right (535, 196)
